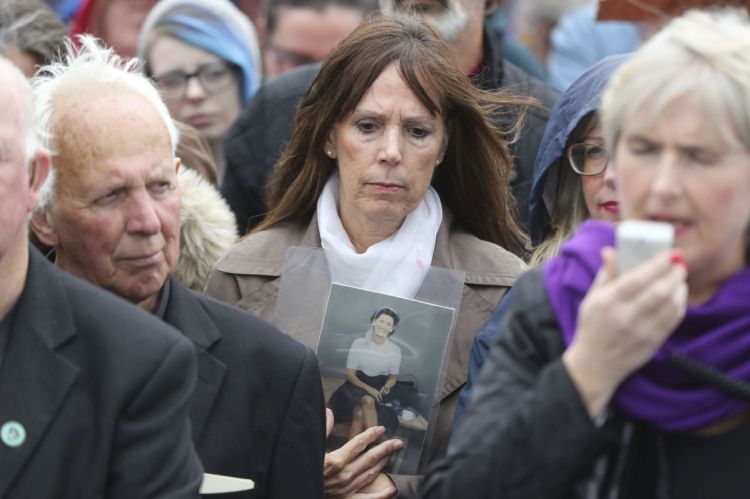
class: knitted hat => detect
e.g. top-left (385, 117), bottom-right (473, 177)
top-left (138, 0), bottom-right (261, 103)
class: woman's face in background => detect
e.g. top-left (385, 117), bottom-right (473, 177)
top-left (100, 0), bottom-right (158, 58)
top-left (372, 314), bottom-right (395, 338)
top-left (579, 122), bottom-right (620, 224)
top-left (615, 91), bottom-right (750, 294)
top-left (149, 35), bottom-right (242, 143)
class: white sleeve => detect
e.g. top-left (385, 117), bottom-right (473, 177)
top-left (346, 338), bottom-right (364, 370)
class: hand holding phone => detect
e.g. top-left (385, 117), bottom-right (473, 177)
top-left (616, 220), bottom-right (675, 274)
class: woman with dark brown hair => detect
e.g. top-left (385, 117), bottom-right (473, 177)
top-left (205, 14), bottom-right (528, 498)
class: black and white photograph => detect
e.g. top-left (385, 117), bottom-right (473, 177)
top-left (316, 284), bottom-right (455, 475)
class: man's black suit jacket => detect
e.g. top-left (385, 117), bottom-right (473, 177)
top-left (0, 250), bottom-right (203, 498)
top-left (164, 277), bottom-right (325, 499)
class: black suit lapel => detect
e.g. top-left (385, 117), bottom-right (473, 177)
top-left (0, 252), bottom-right (78, 497)
top-left (163, 278), bottom-right (226, 442)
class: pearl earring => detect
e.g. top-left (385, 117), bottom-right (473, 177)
top-left (327, 150), bottom-right (334, 157)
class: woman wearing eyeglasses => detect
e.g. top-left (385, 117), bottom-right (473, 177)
top-left (452, 54), bottom-right (630, 428)
top-left (138, 0), bottom-right (262, 182)
top-left (526, 53), bottom-right (629, 265)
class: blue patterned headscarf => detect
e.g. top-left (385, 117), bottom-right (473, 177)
top-left (139, 0), bottom-right (261, 103)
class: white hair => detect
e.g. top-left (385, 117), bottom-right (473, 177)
top-left (0, 57), bottom-right (38, 163)
top-left (31, 35), bottom-right (179, 211)
top-left (379, 0), bottom-right (471, 43)
top-left (601, 8), bottom-right (750, 154)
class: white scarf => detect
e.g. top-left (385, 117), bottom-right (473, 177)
top-left (317, 173), bottom-right (443, 299)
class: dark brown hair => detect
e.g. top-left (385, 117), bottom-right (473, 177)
top-left (175, 121), bottom-right (219, 185)
top-left (257, 14), bottom-right (530, 254)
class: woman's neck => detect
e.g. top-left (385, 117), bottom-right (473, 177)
top-left (372, 334), bottom-right (386, 345)
top-left (339, 210), bottom-right (403, 254)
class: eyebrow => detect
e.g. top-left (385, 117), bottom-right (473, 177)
top-left (351, 108), bottom-right (437, 122)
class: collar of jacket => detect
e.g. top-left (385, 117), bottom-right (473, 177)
top-left (214, 207), bottom-right (522, 287)
top-left (162, 276), bottom-right (227, 442)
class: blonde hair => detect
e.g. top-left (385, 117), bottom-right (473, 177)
top-left (602, 8), bottom-right (750, 153)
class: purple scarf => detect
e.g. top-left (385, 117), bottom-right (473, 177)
top-left (544, 220), bottom-right (750, 432)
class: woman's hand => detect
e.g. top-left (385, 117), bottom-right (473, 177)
top-left (365, 386), bottom-right (383, 403)
top-left (563, 248), bottom-right (688, 419)
top-left (355, 473), bottom-right (398, 498)
top-left (379, 375), bottom-right (396, 397)
top-left (324, 410), bottom-right (402, 498)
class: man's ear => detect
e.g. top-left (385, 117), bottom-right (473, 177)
top-left (30, 209), bottom-right (59, 248)
top-left (28, 151), bottom-right (59, 247)
top-left (27, 150), bottom-right (50, 212)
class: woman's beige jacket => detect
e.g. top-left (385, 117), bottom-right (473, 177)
top-left (204, 209), bottom-right (525, 498)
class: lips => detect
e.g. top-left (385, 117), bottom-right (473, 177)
top-left (648, 215), bottom-right (691, 238)
top-left (600, 201), bottom-right (620, 213)
top-left (187, 114), bottom-right (212, 127)
top-left (119, 250), bottom-right (164, 267)
top-left (367, 182), bottom-right (404, 193)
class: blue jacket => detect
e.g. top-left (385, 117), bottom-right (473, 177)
top-left (453, 54), bottom-right (629, 430)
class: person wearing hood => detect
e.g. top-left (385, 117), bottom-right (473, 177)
top-left (139, 0), bottom-right (262, 182)
top-left (453, 54), bottom-right (627, 427)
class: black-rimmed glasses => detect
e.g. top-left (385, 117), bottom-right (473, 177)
top-left (567, 143), bottom-right (610, 176)
top-left (152, 62), bottom-right (236, 101)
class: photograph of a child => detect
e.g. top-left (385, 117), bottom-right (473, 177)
top-left (316, 284), bottom-right (455, 475)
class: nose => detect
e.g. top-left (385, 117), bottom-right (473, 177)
top-left (602, 160), bottom-right (617, 189)
top-left (378, 127), bottom-right (402, 166)
top-left (651, 151), bottom-right (682, 201)
top-left (125, 191), bottom-right (162, 235)
top-left (184, 75), bottom-right (206, 100)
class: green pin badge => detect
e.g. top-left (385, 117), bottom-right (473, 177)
top-left (1, 421), bottom-right (26, 447)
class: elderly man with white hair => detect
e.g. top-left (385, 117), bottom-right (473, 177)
top-left (0, 56), bottom-right (203, 498)
top-left (30, 37), bottom-right (326, 499)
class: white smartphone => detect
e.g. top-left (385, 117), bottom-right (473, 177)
top-left (615, 220), bottom-right (675, 273)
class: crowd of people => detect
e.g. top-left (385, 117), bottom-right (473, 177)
top-left (1, 0), bottom-right (749, 498)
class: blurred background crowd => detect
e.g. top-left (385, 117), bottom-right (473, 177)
top-left (2, 0), bottom-right (750, 498)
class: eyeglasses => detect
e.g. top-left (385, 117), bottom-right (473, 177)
top-left (566, 143), bottom-right (610, 176)
top-left (152, 62), bottom-right (236, 101)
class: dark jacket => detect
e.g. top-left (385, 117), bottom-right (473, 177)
top-left (164, 277), bottom-right (326, 499)
top-left (221, 19), bottom-right (558, 234)
top-left (421, 268), bottom-right (750, 499)
top-left (0, 250), bottom-right (203, 498)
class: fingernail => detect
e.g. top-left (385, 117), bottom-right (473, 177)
top-left (670, 250), bottom-right (687, 269)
